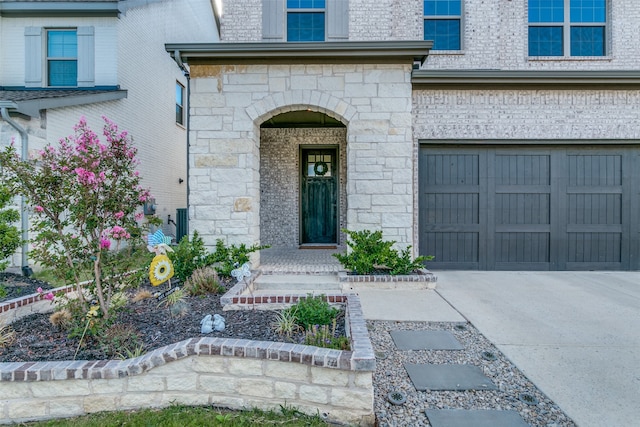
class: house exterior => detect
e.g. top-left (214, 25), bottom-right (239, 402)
top-left (169, 0), bottom-right (640, 271)
top-left (0, 0), bottom-right (220, 269)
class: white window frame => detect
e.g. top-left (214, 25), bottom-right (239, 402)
top-left (46, 28), bottom-right (78, 87)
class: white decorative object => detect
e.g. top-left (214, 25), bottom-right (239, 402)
top-left (213, 313), bottom-right (226, 332)
top-left (200, 314), bottom-right (213, 334)
top-left (231, 262), bottom-right (252, 283)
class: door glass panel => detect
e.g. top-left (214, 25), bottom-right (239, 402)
top-left (307, 153), bottom-right (332, 177)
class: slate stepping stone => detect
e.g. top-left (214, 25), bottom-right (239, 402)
top-left (390, 330), bottom-right (464, 351)
top-left (404, 363), bottom-right (497, 391)
top-left (425, 409), bottom-right (529, 427)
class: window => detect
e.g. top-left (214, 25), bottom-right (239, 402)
top-left (262, 0), bottom-right (347, 42)
top-left (287, 0), bottom-right (325, 42)
top-left (424, 0), bottom-right (462, 50)
top-left (528, 0), bottom-right (606, 56)
top-left (176, 82), bottom-right (185, 126)
top-left (47, 29), bottom-right (78, 86)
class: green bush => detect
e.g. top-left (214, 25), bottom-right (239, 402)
top-left (168, 230), bottom-right (210, 282)
top-left (285, 294), bottom-right (338, 330)
top-left (333, 228), bottom-right (432, 275)
top-left (0, 183), bottom-right (20, 272)
top-left (209, 239), bottom-right (270, 277)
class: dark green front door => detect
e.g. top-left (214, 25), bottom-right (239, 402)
top-left (301, 148), bottom-right (337, 244)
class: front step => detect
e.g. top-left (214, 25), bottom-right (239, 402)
top-left (251, 273), bottom-right (342, 292)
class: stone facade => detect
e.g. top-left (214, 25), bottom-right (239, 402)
top-left (188, 63), bottom-right (416, 255)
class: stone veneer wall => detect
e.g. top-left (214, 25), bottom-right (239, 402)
top-left (188, 63), bottom-right (416, 255)
top-left (260, 128), bottom-right (347, 247)
top-left (0, 294), bottom-right (375, 426)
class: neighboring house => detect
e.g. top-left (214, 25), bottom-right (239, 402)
top-left (0, 0), bottom-right (220, 269)
top-left (168, 0), bottom-right (640, 271)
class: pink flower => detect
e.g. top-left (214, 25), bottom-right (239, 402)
top-left (100, 238), bottom-right (111, 250)
top-left (135, 212), bottom-right (144, 221)
top-left (37, 287), bottom-right (43, 294)
top-left (45, 292), bottom-right (54, 301)
top-left (34, 205), bottom-right (44, 213)
top-left (114, 211), bottom-right (125, 220)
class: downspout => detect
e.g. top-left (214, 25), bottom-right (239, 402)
top-left (174, 50), bottom-right (191, 236)
top-left (0, 103), bottom-right (31, 275)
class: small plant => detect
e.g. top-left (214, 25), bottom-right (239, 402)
top-left (132, 289), bottom-right (154, 302)
top-left (117, 344), bottom-right (147, 360)
top-left (49, 309), bottom-right (73, 330)
top-left (101, 323), bottom-right (142, 359)
top-left (272, 308), bottom-right (301, 337)
top-left (303, 319), bottom-right (350, 350)
top-left (0, 284), bottom-right (7, 300)
top-left (333, 228), bottom-right (432, 275)
top-left (287, 294), bottom-right (338, 330)
top-left (183, 266), bottom-right (224, 295)
top-left (0, 324), bottom-right (16, 348)
top-left (156, 288), bottom-right (191, 318)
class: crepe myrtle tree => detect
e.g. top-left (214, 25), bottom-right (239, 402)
top-left (0, 117), bottom-right (151, 319)
top-left (0, 182), bottom-right (20, 271)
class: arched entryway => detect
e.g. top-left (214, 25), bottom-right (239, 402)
top-left (259, 110), bottom-right (347, 248)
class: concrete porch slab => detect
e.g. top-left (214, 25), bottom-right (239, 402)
top-left (404, 363), bottom-right (497, 391)
top-left (390, 330), bottom-right (464, 351)
top-left (425, 409), bottom-right (529, 427)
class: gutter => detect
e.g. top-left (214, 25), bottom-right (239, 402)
top-left (0, 101), bottom-right (31, 275)
top-left (174, 51), bottom-right (191, 237)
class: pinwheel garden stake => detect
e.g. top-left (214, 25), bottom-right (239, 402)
top-left (147, 230), bottom-right (175, 288)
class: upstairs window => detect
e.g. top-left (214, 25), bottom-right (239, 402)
top-left (47, 29), bottom-right (77, 86)
top-left (262, 0), bottom-right (347, 42)
top-left (287, 0), bottom-right (326, 42)
top-left (176, 82), bottom-right (185, 126)
top-left (528, 0), bottom-right (606, 56)
top-left (424, 0), bottom-right (462, 50)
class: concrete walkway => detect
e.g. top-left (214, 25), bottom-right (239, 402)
top-left (359, 271), bottom-right (640, 427)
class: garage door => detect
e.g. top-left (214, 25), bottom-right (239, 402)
top-left (419, 145), bottom-right (640, 270)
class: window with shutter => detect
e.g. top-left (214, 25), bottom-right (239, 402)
top-left (262, 0), bottom-right (348, 42)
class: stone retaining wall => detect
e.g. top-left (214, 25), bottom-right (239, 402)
top-left (0, 289), bottom-right (375, 426)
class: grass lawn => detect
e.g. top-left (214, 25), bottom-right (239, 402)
top-left (22, 405), bottom-right (332, 426)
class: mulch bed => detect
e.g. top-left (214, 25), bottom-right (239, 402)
top-left (0, 273), bottom-right (346, 363)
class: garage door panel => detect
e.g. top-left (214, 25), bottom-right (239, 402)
top-left (495, 193), bottom-right (550, 225)
top-left (424, 193), bottom-right (479, 224)
top-left (568, 154), bottom-right (621, 186)
top-left (567, 233), bottom-right (621, 263)
top-left (495, 154), bottom-right (550, 185)
top-left (567, 194), bottom-right (621, 225)
top-left (496, 232), bottom-right (550, 263)
top-left (424, 232), bottom-right (479, 266)
top-left (425, 154), bottom-right (479, 185)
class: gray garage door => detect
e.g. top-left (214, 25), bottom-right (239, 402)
top-left (419, 145), bottom-right (640, 270)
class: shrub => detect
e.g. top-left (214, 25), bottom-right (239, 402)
top-left (333, 228), bottom-right (433, 275)
top-left (0, 183), bottom-right (20, 272)
top-left (210, 240), bottom-right (270, 277)
top-left (168, 230), bottom-right (209, 282)
top-left (286, 294), bottom-right (338, 330)
top-left (0, 117), bottom-right (152, 322)
top-left (271, 308), bottom-right (301, 337)
top-left (303, 320), bottom-right (350, 350)
top-left (183, 266), bottom-right (224, 295)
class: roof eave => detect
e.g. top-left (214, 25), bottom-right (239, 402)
top-left (166, 41), bottom-right (432, 67)
top-left (0, 2), bottom-right (120, 18)
top-left (8, 90), bottom-right (128, 117)
top-left (412, 70), bottom-right (640, 88)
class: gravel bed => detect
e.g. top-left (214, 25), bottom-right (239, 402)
top-left (368, 320), bottom-right (577, 427)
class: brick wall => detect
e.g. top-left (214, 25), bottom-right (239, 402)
top-left (260, 128), bottom-right (347, 246)
top-left (412, 89), bottom-right (640, 140)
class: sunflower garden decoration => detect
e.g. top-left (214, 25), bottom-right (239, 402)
top-left (147, 230), bottom-right (175, 287)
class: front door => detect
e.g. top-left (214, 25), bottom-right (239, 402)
top-left (301, 148), bottom-right (338, 244)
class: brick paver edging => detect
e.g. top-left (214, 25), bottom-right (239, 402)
top-left (338, 270), bottom-right (437, 283)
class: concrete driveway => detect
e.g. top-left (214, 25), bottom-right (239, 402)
top-left (435, 271), bottom-right (640, 427)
